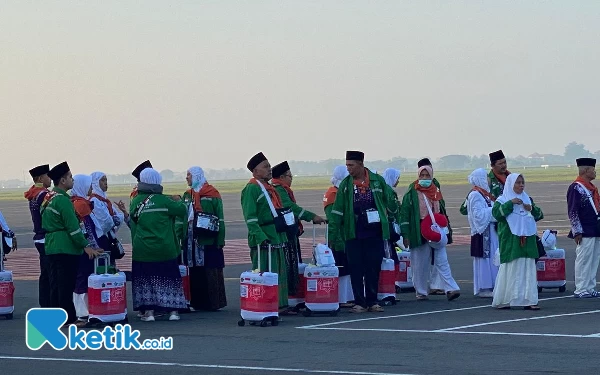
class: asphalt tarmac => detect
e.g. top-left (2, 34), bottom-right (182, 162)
top-left (1, 181), bottom-right (599, 375)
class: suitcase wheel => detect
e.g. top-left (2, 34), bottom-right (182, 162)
top-left (302, 308), bottom-right (312, 317)
top-left (271, 318), bottom-right (279, 326)
top-left (260, 320), bottom-right (268, 327)
top-left (237, 319), bottom-right (245, 327)
top-left (559, 285), bottom-right (566, 293)
top-left (5, 313), bottom-right (13, 320)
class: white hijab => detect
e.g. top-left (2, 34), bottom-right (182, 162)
top-left (140, 168), bottom-right (162, 185)
top-left (188, 166), bottom-right (207, 192)
top-left (71, 174), bottom-right (92, 198)
top-left (468, 168), bottom-right (489, 191)
top-left (383, 168), bottom-right (400, 188)
top-left (331, 165), bottom-right (349, 188)
top-left (90, 171), bottom-right (106, 198)
top-left (496, 173), bottom-right (537, 236)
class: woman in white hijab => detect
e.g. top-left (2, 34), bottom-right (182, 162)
top-left (323, 165), bottom-right (354, 307)
top-left (181, 166), bottom-right (227, 311)
top-left (466, 168), bottom-right (499, 298)
top-left (491, 173), bottom-right (544, 310)
top-left (70, 174), bottom-right (105, 324)
top-left (89, 172), bottom-right (126, 262)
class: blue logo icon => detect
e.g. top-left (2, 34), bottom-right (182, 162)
top-left (26, 308), bottom-right (69, 350)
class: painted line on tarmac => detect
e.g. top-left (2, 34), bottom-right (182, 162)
top-left (0, 356), bottom-right (418, 375)
top-left (304, 328), bottom-right (600, 339)
top-left (296, 295), bottom-right (574, 329)
top-left (434, 309), bottom-right (600, 332)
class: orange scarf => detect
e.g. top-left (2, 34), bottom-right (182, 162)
top-left (271, 178), bottom-right (296, 203)
top-left (130, 186), bottom-right (138, 199)
top-left (473, 186), bottom-right (495, 202)
top-left (249, 178), bottom-right (283, 209)
top-left (414, 181), bottom-right (443, 202)
top-left (353, 169), bottom-right (371, 194)
top-left (187, 184), bottom-right (222, 212)
top-left (71, 196), bottom-right (92, 220)
top-left (24, 185), bottom-right (48, 201)
top-left (323, 186), bottom-right (337, 208)
top-left (575, 176), bottom-right (600, 212)
top-left (492, 170), bottom-right (510, 186)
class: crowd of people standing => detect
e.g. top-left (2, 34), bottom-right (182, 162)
top-left (1, 149), bottom-right (599, 325)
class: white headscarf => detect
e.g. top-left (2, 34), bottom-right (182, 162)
top-left (188, 166), bottom-right (207, 192)
top-left (331, 165), bottom-right (349, 188)
top-left (383, 168), bottom-right (401, 188)
top-left (140, 168), bottom-right (162, 185)
top-left (496, 173), bottom-right (536, 236)
top-left (468, 168), bottom-right (490, 192)
top-left (90, 171), bottom-right (106, 198)
top-left (71, 174), bottom-right (92, 198)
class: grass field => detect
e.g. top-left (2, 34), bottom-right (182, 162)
top-left (0, 166), bottom-right (578, 201)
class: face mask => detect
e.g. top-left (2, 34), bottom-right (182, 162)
top-left (418, 179), bottom-right (432, 188)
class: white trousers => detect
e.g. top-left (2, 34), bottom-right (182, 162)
top-left (574, 237), bottom-right (600, 294)
top-left (73, 292), bottom-right (89, 319)
top-left (411, 244), bottom-right (460, 296)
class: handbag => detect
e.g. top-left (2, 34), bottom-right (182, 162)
top-left (107, 232), bottom-right (125, 260)
top-left (535, 235), bottom-right (547, 259)
top-left (194, 211), bottom-right (220, 237)
top-left (256, 180), bottom-right (295, 233)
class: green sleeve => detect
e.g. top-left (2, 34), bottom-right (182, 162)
top-left (241, 185), bottom-right (268, 245)
top-left (459, 198), bottom-right (468, 216)
top-left (215, 198), bottom-right (226, 247)
top-left (329, 187), bottom-right (345, 250)
top-left (277, 186), bottom-right (316, 222)
top-left (531, 198), bottom-right (544, 222)
top-left (383, 184), bottom-right (399, 221)
top-left (59, 197), bottom-right (89, 249)
top-left (492, 200), bottom-right (514, 222)
top-left (399, 191), bottom-right (412, 236)
top-left (165, 196), bottom-right (188, 218)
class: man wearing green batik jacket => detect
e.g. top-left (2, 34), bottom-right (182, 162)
top-left (329, 151), bottom-right (397, 313)
top-left (42, 161), bottom-right (102, 326)
top-left (241, 152), bottom-right (296, 314)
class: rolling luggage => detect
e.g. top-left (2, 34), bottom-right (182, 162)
top-left (238, 244), bottom-right (279, 327)
top-left (303, 223), bottom-right (339, 317)
top-left (537, 248), bottom-right (566, 293)
top-left (179, 251), bottom-right (191, 307)
top-left (0, 232), bottom-right (14, 320)
top-left (378, 242), bottom-right (397, 305)
top-left (395, 241), bottom-right (414, 292)
top-left (87, 253), bottom-right (128, 324)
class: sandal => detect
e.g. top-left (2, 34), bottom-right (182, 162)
top-left (349, 305), bottom-right (368, 313)
top-left (416, 294), bottom-right (429, 301)
top-left (524, 305), bottom-right (540, 310)
top-left (368, 304), bottom-right (384, 312)
top-left (496, 305), bottom-right (510, 310)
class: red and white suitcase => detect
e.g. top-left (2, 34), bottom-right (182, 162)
top-left (88, 253), bottom-right (128, 324)
top-left (303, 265), bottom-right (339, 316)
top-left (0, 233), bottom-right (14, 320)
top-left (378, 258), bottom-right (397, 305)
top-left (288, 262), bottom-right (308, 308)
top-left (536, 248), bottom-right (566, 293)
top-left (238, 244), bottom-right (279, 327)
top-left (302, 223), bottom-right (339, 317)
top-left (395, 249), bottom-right (415, 292)
top-left (179, 252), bottom-right (191, 306)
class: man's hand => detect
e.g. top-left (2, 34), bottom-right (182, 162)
top-left (115, 201), bottom-right (129, 217)
top-left (11, 237), bottom-right (17, 252)
top-left (171, 195), bottom-right (182, 201)
top-left (312, 215), bottom-right (326, 224)
top-left (574, 234), bottom-right (583, 245)
top-left (84, 247), bottom-right (103, 259)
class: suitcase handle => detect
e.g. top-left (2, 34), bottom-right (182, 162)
top-left (94, 253), bottom-right (111, 274)
top-left (0, 232), bottom-right (4, 272)
top-left (256, 243), bottom-right (272, 273)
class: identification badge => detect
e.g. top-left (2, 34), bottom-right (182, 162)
top-left (366, 209), bottom-right (380, 224)
top-left (283, 211), bottom-right (295, 226)
top-left (196, 216), bottom-right (212, 229)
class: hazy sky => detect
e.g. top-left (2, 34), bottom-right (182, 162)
top-left (1, 1), bottom-right (599, 180)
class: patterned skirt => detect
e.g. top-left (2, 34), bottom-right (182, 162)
top-left (132, 258), bottom-right (188, 312)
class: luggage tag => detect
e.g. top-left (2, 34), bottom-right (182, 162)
top-left (366, 209), bottom-right (380, 224)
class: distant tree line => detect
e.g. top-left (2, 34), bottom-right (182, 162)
top-left (2, 142), bottom-right (599, 188)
